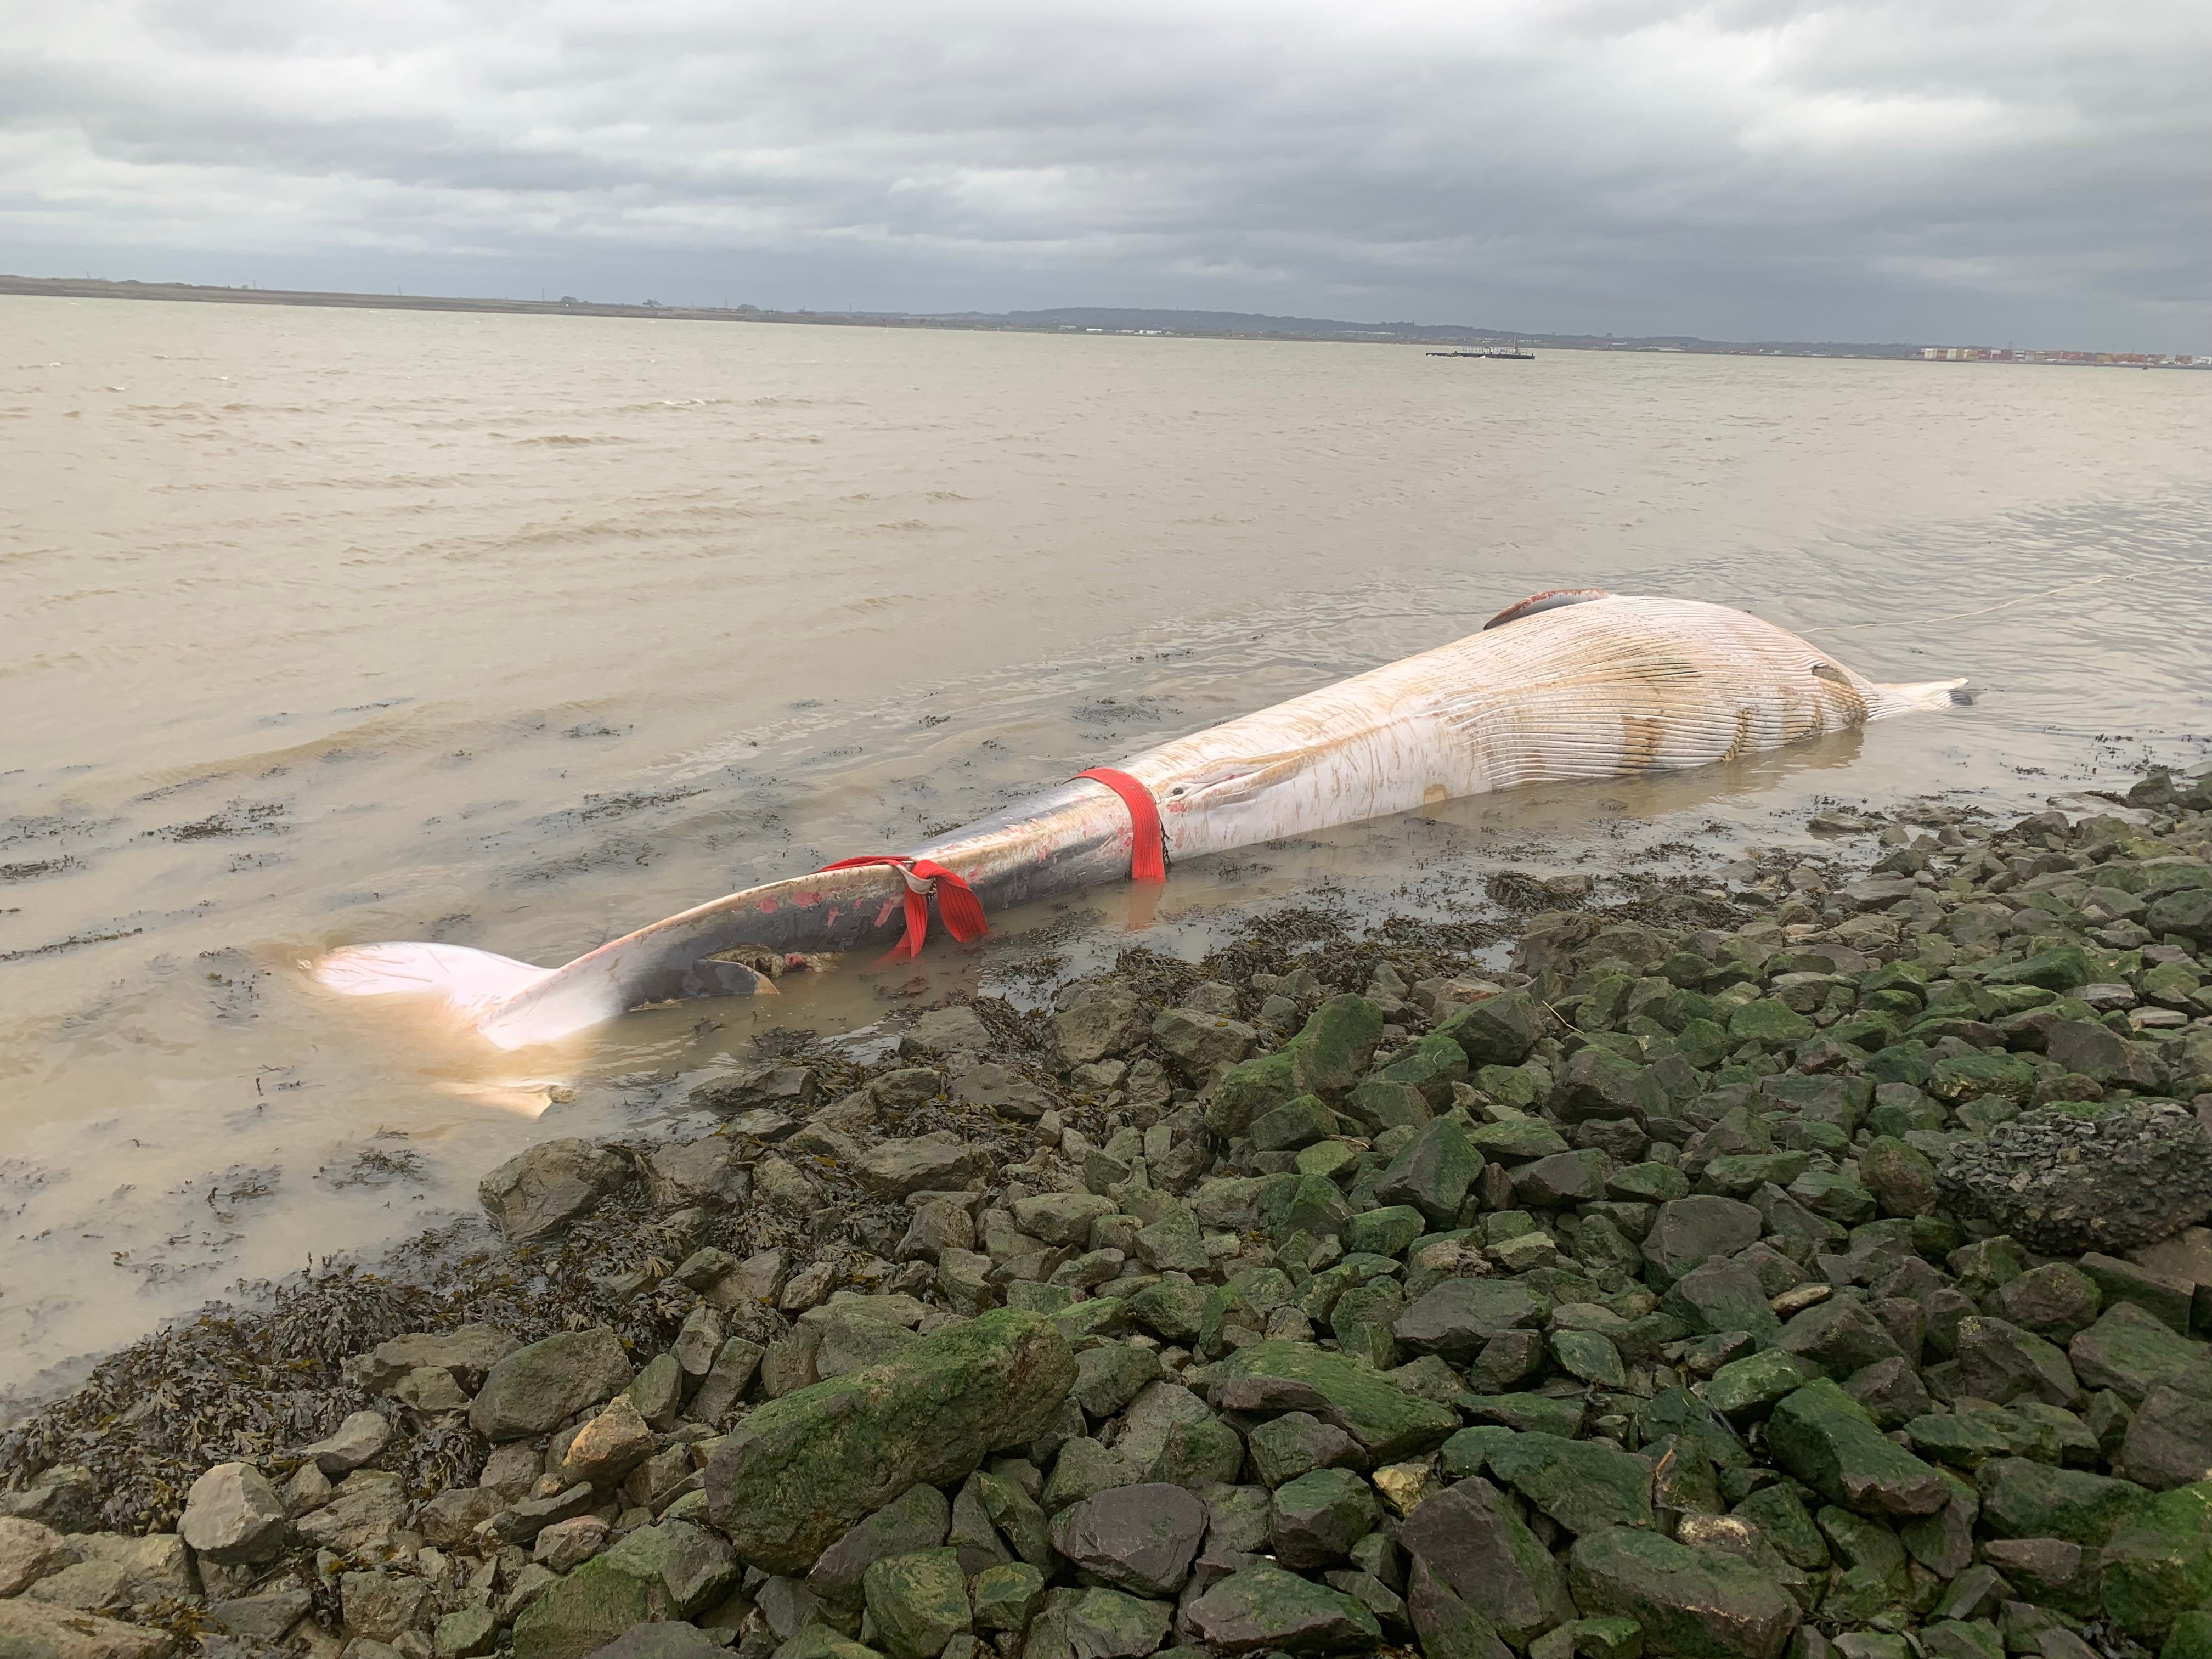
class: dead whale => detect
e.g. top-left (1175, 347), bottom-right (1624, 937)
top-left (313, 591), bottom-right (1962, 1048)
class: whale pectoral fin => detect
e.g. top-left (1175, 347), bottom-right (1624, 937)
top-left (678, 952), bottom-right (782, 1000)
top-left (311, 941), bottom-right (553, 1012)
top-left (1483, 588), bottom-right (1613, 630)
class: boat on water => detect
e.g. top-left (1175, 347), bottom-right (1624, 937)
top-left (1425, 342), bottom-right (1536, 359)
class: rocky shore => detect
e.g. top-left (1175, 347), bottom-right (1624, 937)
top-left (7, 766), bottom-right (2212, 1659)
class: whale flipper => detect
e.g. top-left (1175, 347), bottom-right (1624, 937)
top-left (313, 940), bottom-right (555, 1017)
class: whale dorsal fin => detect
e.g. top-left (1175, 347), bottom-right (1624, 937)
top-left (1483, 588), bottom-right (1613, 630)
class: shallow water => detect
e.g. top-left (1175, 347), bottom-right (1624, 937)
top-left (4, 295), bottom-right (2210, 1398)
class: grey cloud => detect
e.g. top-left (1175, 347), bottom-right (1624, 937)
top-left (2, 0), bottom-right (2204, 346)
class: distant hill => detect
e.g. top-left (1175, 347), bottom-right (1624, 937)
top-left (930, 306), bottom-right (1923, 358)
top-left (0, 274), bottom-right (1922, 358)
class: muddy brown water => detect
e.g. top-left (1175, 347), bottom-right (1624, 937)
top-left (3, 294), bottom-right (2210, 1401)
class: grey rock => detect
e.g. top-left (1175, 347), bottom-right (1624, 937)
top-left (581, 1624), bottom-right (726, 1659)
top-left (644, 1138), bottom-right (749, 1211)
top-left (1022, 1585), bottom-right (1174, 1659)
top-left (1940, 1101), bottom-right (2212, 1254)
top-left (1048, 1482), bottom-right (1207, 1596)
top-left (1953, 1316), bottom-right (2081, 1408)
top-left (205, 1585), bottom-right (314, 1641)
top-left (295, 1470), bottom-right (411, 1554)
top-left (861, 1547), bottom-right (970, 1659)
top-left (1072, 1344), bottom-right (1162, 1419)
top-left (478, 1137), bottom-right (628, 1242)
top-left (1779, 1297), bottom-right (1902, 1376)
top-left (356, 1325), bottom-right (519, 1393)
top-left (1394, 1278), bottom-right (1548, 1361)
top-left (1012, 1192), bottom-right (1116, 1248)
top-left (1567, 1525), bottom-right (1801, 1659)
top-left (471, 1327), bottom-right (635, 1441)
top-left (705, 1308), bottom-right (1075, 1574)
top-left (535, 1515), bottom-right (612, 1572)
top-left (0, 1467), bottom-right (98, 1534)
top-left (808, 1484), bottom-right (951, 1609)
top-left (1183, 1561), bottom-right (1383, 1654)
top-left (0, 1599), bottom-right (172, 1659)
top-left (1246, 1412), bottom-right (1363, 1489)
top-left (1373, 1117), bottom-right (1483, 1224)
top-left (1643, 1196), bottom-right (1765, 1282)
top-left (0, 1517), bottom-right (66, 1598)
top-left (178, 1462), bottom-right (289, 1565)
top-left (22, 1561), bottom-right (128, 1612)
top-left (952, 1060), bottom-right (1054, 1121)
top-left (856, 1132), bottom-right (981, 1198)
top-left (1269, 1466), bottom-right (1381, 1569)
top-left (905, 1006), bottom-right (993, 1056)
top-left (2069, 1301), bottom-right (2210, 1402)
top-left (436, 1604), bottom-right (500, 1659)
top-left (629, 1353), bottom-right (685, 1428)
top-left (602, 1520), bottom-right (742, 1618)
top-left (557, 1396), bottom-right (656, 1487)
top-left (415, 1486), bottom-right (502, 1545)
top-left (1053, 982), bottom-right (1153, 1066)
top-left (343, 1570), bottom-right (435, 1642)
top-left (1152, 1008), bottom-right (1257, 1073)
top-left (1669, 1259), bottom-right (1783, 1344)
top-left (690, 1337), bottom-right (766, 1424)
top-left (2117, 1385), bottom-right (2212, 1489)
top-left (1397, 1477), bottom-right (1574, 1646)
top-left (491, 1481), bottom-right (596, 1545)
top-left (296, 1409), bottom-right (393, 1476)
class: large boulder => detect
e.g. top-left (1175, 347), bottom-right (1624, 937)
top-left (1398, 1477), bottom-right (1575, 1645)
top-left (1434, 991), bottom-right (1544, 1066)
top-left (1643, 1197), bottom-right (1764, 1283)
top-left (1764, 1379), bottom-right (1948, 1517)
top-left (1052, 981), bottom-right (1152, 1065)
top-left (0, 1600), bottom-right (173, 1659)
top-left (0, 1518), bottom-right (66, 1598)
top-left (1568, 1525), bottom-right (1801, 1658)
top-left (470, 1328), bottom-right (635, 1441)
top-left (178, 1462), bottom-right (288, 1565)
top-left (704, 1309), bottom-right (1074, 1572)
top-left (1211, 1341), bottom-right (1457, 1464)
top-left (1940, 1102), bottom-right (2212, 1253)
top-left (2098, 1477), bottom-right (2212, 1642)
top-left (354, 1325), bottom-right (520, 1393)
top-left (479, 1138), bottom-right (629, 1242)
top-left (1047, 1483), bottom-right (1206, 1597)
top-left (1183, 1562), bottom-right (1383, 1654)
top-left (1395, 1279), bottom-right (1549, 1362)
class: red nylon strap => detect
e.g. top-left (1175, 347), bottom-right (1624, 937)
top-left (817, 855), bottom-right (989, 960)
top-left (1075, 767), bottom-right (1166, 883)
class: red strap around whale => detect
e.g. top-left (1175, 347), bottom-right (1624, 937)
top-left (1075, 767), bottom-right (1167, 883)
top-left (816, 855), bottom-right (989, 960)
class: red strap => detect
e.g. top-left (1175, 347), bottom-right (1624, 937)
top-left (817, 855), bottom-right (988, 959)
top-left (1075, 768), bottom-right (1166, 883)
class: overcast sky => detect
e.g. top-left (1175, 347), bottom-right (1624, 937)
top-left (3, 0), bottom-right (2206, 347)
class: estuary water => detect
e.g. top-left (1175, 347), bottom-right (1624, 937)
top-left (3, 294), bottom-right (2210, 1398)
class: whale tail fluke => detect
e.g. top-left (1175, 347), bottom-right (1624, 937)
top-left (312, 940), bottom-right (556, 1020)
top-left (1866, 677), bottom-right (1971, 718)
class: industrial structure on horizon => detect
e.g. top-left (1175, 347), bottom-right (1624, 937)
top-left (1919, 346), bottom-right (2204, 367)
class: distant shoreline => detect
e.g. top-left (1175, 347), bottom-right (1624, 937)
top-left (0, 272), bottom-right (1910, 359)
top-left (8, 272), bottom-right (2199, 366)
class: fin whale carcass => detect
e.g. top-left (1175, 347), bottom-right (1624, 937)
top-left (313, 592), bottom-right (1963, 1048)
